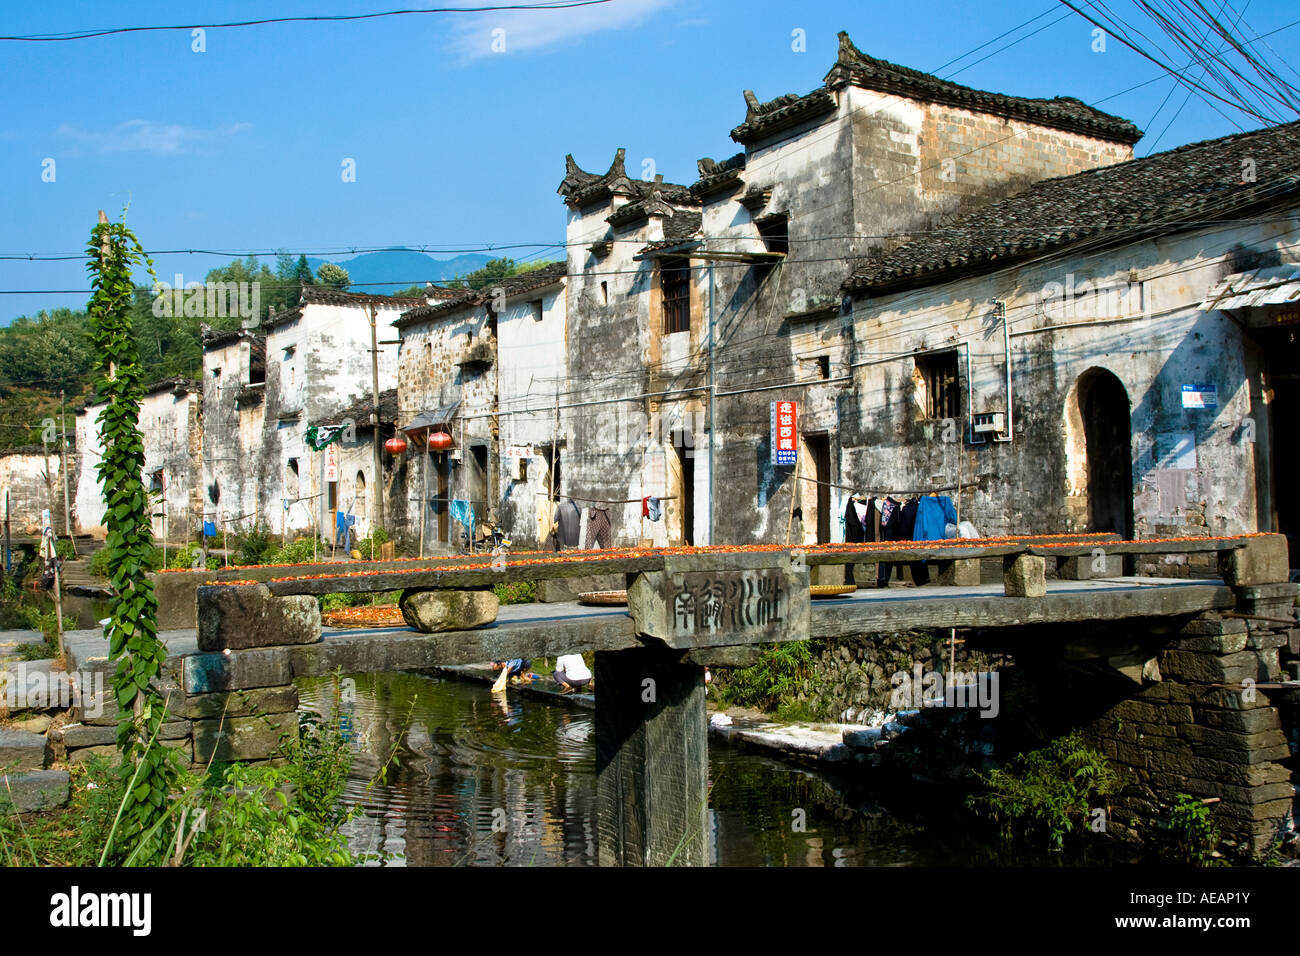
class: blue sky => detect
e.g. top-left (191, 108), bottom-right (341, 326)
top-left (2, 0), bottom-right (1298, 321)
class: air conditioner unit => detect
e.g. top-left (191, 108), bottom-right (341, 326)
top-left (972, 412), bottom-right (1006, 435)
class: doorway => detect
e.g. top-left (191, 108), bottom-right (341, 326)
top-left (805, 433), bottom-right (831, 543)
top-left (1077, 368), bottom-right (1133, 538)
top-left (1251, 324), bottom-right (1300, 564)
top-left (673, 440), bottom-right (695, 546)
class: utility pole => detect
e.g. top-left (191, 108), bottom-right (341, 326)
top-left (59, 390), bottom-right (75, 555)
top-left (367, 305), bottom-right (385, 532)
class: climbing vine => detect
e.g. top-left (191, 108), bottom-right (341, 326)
top-left (86, 211), bottom-right (179, 859)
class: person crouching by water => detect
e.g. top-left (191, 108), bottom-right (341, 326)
top-left (553, 654), bottom-right (592, 694)
top-left (490, 658), bottom-right (533, 693)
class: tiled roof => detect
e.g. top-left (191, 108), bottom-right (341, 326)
top-left (144, 377), bottom-right (200, 397)
top-left (843, 120), bottom-right (1300, 296)
top-left (607, 187), bottom-right (700, 230)
top-left (200, 325), bottom-right (263, 350)
top-left (557, 148), bottom-right (694, 208)
top-left (394, 261), bottom-right (567, 326)
top-left (730, 87), bottom-right (839, 145)
top-left (299, 286), bottom-right (439, 307)
top-left (824, 32), bottom-right (1141, 145)
top-left (265, 285), bottom-right (443, 329)
top-left (316, 388), bottom-right (399, 428)
top-left (731, 32), bottom-right (1141, 147)
top-left (636, 210), bottom-right (704, 255)
top-left (691, 153), bottom-right (747, 198)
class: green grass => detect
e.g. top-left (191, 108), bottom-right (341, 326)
top-left (492, 580), bottom-right (536, 605)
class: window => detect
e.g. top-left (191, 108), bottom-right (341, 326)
top-left (212, 367), bottom-right (222, 379)
top-left (914, 350), bottom-right (961, 420)
top-left (817, 355), bottom-right (830, 380)
top-left (149, 470), bottom-right (165, 494)
top-left (661, 257), bottom-right (691, 334)
top-left (354, 470), bottom-right (366, 512)
top-left (755, 214), bottom-right (789, 282)
top-left (531, 300), bottom-right (544, 322)
top-left (600, 281), bottom-right (608, 305)
top-left (757, 214), bottom-right (789, 255)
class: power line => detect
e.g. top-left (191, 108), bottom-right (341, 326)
top-left (0, 2), bottom-right (613, 42)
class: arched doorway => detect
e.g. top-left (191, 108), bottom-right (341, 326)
top-left (1073, 368), bottom-right (1134, 538)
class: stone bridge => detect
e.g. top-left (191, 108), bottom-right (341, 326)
top-left (64, 533), bottom-right (1299, 864)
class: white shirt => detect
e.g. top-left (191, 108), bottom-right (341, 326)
top-left (556, 654), bottom-right (592, 681)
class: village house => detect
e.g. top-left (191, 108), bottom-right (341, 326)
top-left (198, 326), bottom-right (266, 539)
top-left (839, 118), bottom-right (1300, 560)
top-left (198, 286), bottom-right (451, 546)
top-left (74, 378), bottom-right (202, 542)
top-left (554, 31), bottom-right (1142, 549)
top-left (391, 262), bottom-right (566, 552)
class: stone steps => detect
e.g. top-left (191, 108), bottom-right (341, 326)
top-left (0, 728), bottom-right (48, 772)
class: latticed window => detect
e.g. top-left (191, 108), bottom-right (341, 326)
top-left (661, 257), bottom-right (691, 334)
top-left (915, 350), bottom-right (960, 420)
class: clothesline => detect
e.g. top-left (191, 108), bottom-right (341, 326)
top-left (535, 493), bottom-right (680, 504)
top-left (795, 474), bottom-right (961, 496)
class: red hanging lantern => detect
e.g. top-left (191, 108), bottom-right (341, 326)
top-left (384, 435), bottom-right (408, 455)
top-left (428, 431), bottom-right (454, 452)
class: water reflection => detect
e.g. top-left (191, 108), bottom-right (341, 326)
top-left (298, 672), bottom-right (1101, 867)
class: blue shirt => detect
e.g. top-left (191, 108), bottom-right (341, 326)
top-left (914, 496), bottom-right (958, 541)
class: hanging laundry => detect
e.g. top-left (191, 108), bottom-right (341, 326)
top-left (844, 498), bottom-right (866, 543)
top-left (914, 495), bottom-right (958, 542)
top-left (642, 496), bottom-right (662, 522)
top-left (450, 498), bottom-right (475, 545)
top-left (202, 519), bottom-right (217, 538)
top-left (585, 506), bottom-right (612, 549)
top-left (556, 499), bottom-right (582, 548)
top-left (335, 512), bottom-right (357, 550)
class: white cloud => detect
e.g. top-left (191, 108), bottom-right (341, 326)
top-left (448, 0), bottom-right (676, 60)
top-left (56, 120), bottom-right (251, 154)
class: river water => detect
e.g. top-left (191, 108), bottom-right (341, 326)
top-left (297, 671), bottom-right (1108, 867)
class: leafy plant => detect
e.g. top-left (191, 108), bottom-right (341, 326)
top-left (266, 537), bottom-right (321, 565)
top-left (1166, 793), bottom-right (1224, 866)
top-left (713, 640), bottom-right (823, 716)
top-left (966, 731), bottom-right (1118, 851)
top-left (167, 542), bottom-right (219, 571)
top-left (54, 539), bottom-right (77, 561)
top-left (86, 210), bottom-right (180, 862)
top-left (88, 543), bottom-right (162, 579)
top-left (232, 521), bottom-right (275, 566)
top-left (355, 525), bottom-right (390, 560)
top-left (492, 580), bottom-right (536, 605)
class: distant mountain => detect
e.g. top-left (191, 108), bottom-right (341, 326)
top-left (305, 250), bottom-right (495, 294)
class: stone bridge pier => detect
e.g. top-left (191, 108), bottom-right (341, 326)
top-left (973, 541), bottom-right (1299, 858)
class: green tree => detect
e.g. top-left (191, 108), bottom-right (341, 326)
top-left (315, 263), bottom-right (350, 290)
top-left (85, 211), bottom-right (179, 863)
top-left (294, 254), bottom-right (314, 286)
top-left (0, 309), bottom-right (93, 393)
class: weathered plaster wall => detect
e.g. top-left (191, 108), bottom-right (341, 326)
top-left (201, 335), bottom-right (265, 537)
top-left (841, 215), bottom-right (1300, 540)
top-left (258, 299), bottom-right (403, 539)
top-left (0, 450), bottom-right (64, 533)
top-left (77, 383), bottom-right (202, 542)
